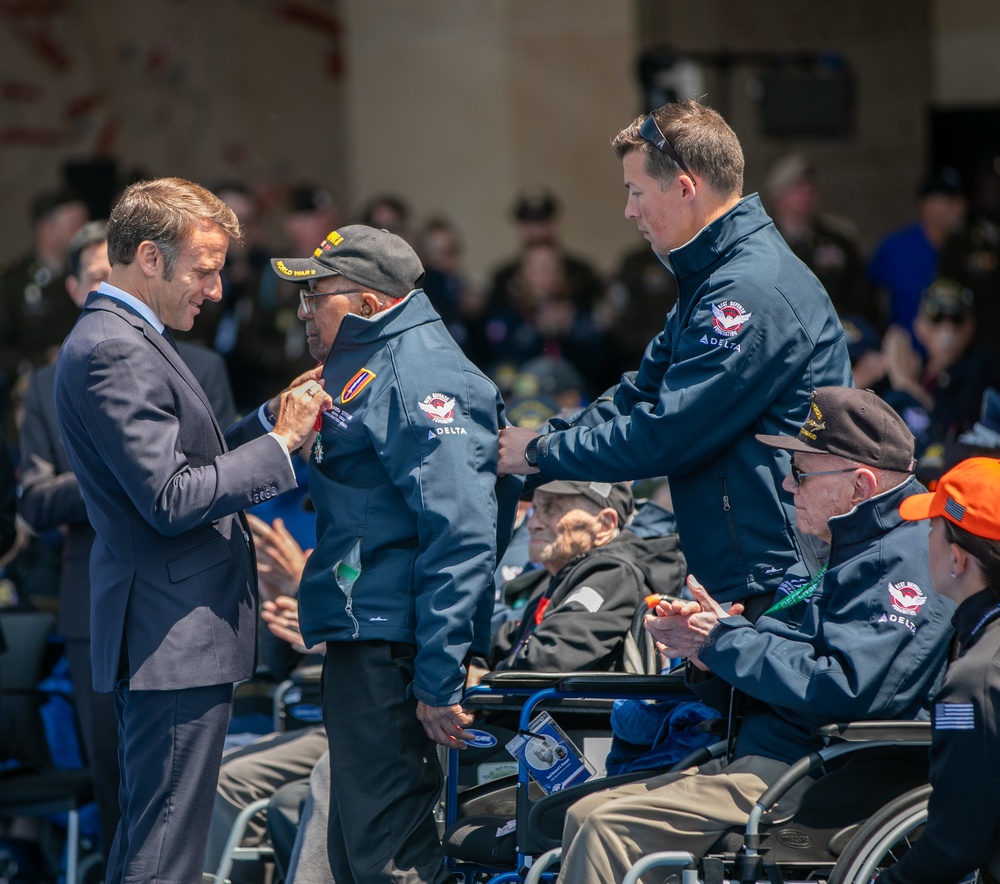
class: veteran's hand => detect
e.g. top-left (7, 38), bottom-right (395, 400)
top-left (416, 701), bottom-right (478, 749)
top-left (644, 575), bottom-right (744, 670)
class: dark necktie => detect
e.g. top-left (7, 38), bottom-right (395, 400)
top-left (161, 327), bottom-right (179, 352)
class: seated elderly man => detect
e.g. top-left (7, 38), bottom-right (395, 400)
top-left (555, 387), bottom-right (955, 883)
top-left (486, 479), bottom-right (681, 675)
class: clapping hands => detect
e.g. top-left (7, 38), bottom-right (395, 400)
top-left (643, 575), bottom-right (745, 671)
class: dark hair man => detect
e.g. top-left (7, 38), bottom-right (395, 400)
top-left (53, 177), bottom-right (329, 884)
top-left (498, 100), bottom-right (852, 615)
top-left (19, 218), bottom-right (237, 876)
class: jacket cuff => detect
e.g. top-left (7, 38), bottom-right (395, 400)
top-left (699, 613), bottom-right (753, 660)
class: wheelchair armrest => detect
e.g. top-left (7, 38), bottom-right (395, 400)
top-left (555, 672), bottom-right (688, 696)
top-left (465, 671), bottom-right (688, 715)
top-left (477, 671), bottom-right (568, 691)
top-left (815, 720), bottom-right (932, 744)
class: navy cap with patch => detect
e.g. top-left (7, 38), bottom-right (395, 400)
top-left (270, 224), bottom-right (424, 300)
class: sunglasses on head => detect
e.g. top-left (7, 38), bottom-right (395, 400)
top-left (639, 115), bottom-right (691, 177)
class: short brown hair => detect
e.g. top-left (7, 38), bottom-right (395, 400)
top-left (107, 177), bottom-right (240, 279)
top-left (612, 99), bottom-right (744, 198)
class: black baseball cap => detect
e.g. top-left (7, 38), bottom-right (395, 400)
top-left (756, 387), bottom-right (915, 472)
top-left (919, 166), bottom-right (964, 199)
top-left (513, 189), bottom-right (559, 222)
top-left (270, 224), bottom-right (424, 299)
top-left (537, 480), bottom-right (635, 527)
top-left (919, 278), bottom-right (974, 322)
top-left (840, 315), bottom-right (882, 364)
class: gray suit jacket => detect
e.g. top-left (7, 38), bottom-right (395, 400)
top-left (54, 294), bottom-right (297, 691)
top-left (20, 344), bottom-right (236, 641)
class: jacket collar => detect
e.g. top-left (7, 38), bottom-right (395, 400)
top-left (953, 587), bottom-right (1000, 653)
top-left (827, 475), bottom-right (924, 558)
top-left (94, 281), bottom-right (164, 332)
top-left (326, 289), bottom-right (438, 354)
top-left (667, 193), bottom-right (772, 283)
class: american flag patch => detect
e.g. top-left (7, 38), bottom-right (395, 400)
top-left (944, 497), bottom-right (966, 522)
top-left (934, 702), bottom-right (975, 730)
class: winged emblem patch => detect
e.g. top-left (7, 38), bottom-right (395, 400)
top-left (418, 393), bottom-right (456, 424)
top-left (711, 301), bottom-right (752, 337)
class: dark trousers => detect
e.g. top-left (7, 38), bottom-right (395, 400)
top-left (105, 680), bottom-right (233, 884)
top-left (322, 641), bottom-right (450, 884)
top-left (65, 640), bottom-right (120, 875)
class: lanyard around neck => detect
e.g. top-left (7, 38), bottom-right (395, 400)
top-left (764, 564), bottom-right (829, 615)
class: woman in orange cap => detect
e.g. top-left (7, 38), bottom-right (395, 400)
top-left (880, 457), bottom-right (1000, 882)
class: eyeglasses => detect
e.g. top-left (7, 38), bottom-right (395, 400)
top-left (923, 311), bottom-right (965, 325)
top-left (298, 288), bottom-right (366, 316)
top-left (639, 114), bottom-right (691, 177)
top-left (789, 459), bottom-right (859, 487)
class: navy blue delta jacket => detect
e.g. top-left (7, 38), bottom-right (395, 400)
top-left (531, 194), bottom-right (852, 601)
top-left (879, 588), bottom-right (1000, 884)
top-left (697, 477), bottom-right (953, 764)
top-left (300, 291), bottom-right (522, 707)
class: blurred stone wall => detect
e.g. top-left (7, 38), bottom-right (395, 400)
top-left (0, 0), bottom-right (637, 284)
top-left (2, 0), bottom-right (1000, 283)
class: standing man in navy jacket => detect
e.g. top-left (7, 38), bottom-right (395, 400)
top-left (54, 178), bottom-right (330, 884)
top-left (270, 225), bottom-right (521, 882)
top-left (499, 100), bottom-right (853, 611)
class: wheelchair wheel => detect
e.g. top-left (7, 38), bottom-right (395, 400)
top-left (827, 784), bottom-right (931, 883)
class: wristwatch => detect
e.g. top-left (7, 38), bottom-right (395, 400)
top-left (524, 436), bottom-right (541, 468)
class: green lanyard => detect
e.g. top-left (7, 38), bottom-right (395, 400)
top-left (764, 564), bottom-right (829, 615)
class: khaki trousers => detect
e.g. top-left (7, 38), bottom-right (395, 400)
top-left (557, 755), bottom-right (792, 884)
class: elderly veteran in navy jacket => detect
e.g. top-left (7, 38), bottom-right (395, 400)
top-left (554, 387), bottom-right (953, 882)
top-left (498, 99), bottom-right (852, 614)
top-left (270, 225), bottom-right (520, 883)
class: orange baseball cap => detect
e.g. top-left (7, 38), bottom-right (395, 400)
top-left (898, 457), bottom-right (1000, 540)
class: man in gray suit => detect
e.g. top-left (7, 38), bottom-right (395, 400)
top-left (53, 178), bottom-right (331, 884)
top-left (19, 219), bottom-right (237, 877)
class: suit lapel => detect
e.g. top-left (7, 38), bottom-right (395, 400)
top-left (87, 296), bottom-right (227, 448)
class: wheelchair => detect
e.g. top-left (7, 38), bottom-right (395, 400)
top-left (441, 670), bottom-right (936, 884)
